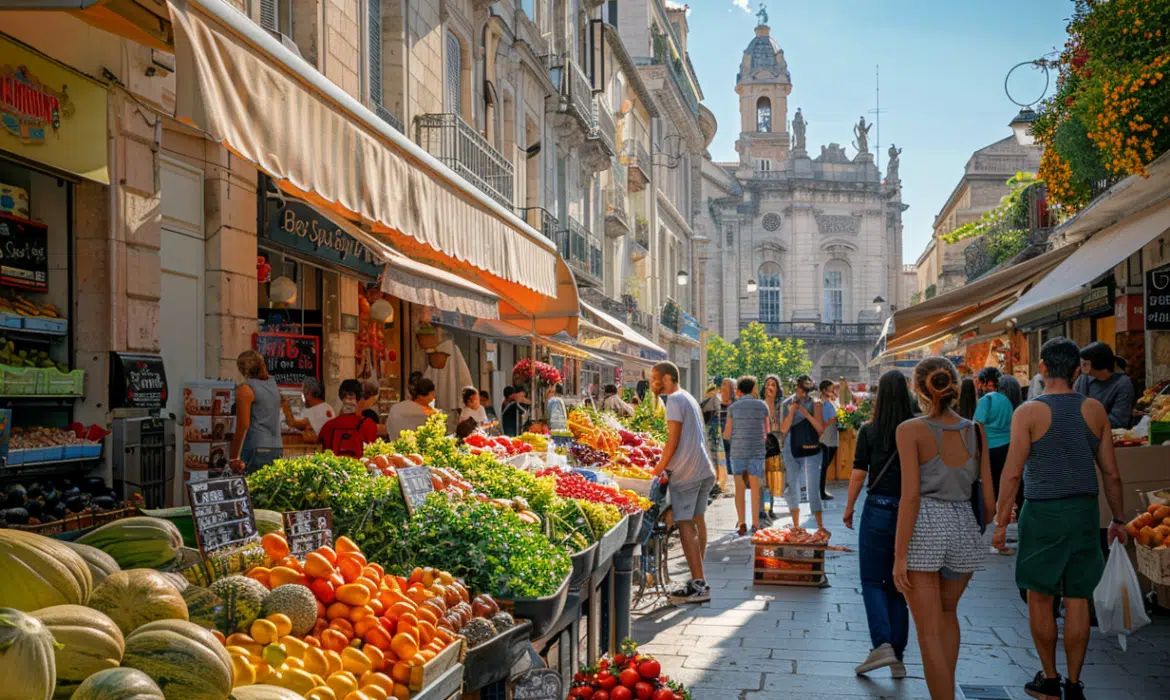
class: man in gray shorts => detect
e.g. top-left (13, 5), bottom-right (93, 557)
top-left (651, 361), bottom-right (717, 604)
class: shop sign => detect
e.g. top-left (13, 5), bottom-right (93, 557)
top-left (253, 332), bottom-right (320, 387)
top-left (109, 353), bottom-right (169, 409)
top-left (1115, 294), bottom-right (1145, 333)
top-left (0, 37), bottom-right (109, 184)
top-left (681, 310), bottom-right (701, 341)
top-left (1058, 286), bottom-right (1111, 321)
top-left (0, 212), bottom-right (48, 291)
top-left (265, 200), bottom-right (383, 278)
top-left (1147, 263), bottom-right (1170, 331)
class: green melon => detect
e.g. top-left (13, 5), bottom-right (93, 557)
top-left (230, 686), bottom-right (306, 700)
top-left (259, 584), bottom-right (318, 637)
top-left (209, 575), bottom-right (268, 633)
top-left (253, 510), bottom-right (284, 537)
top-left (122, 620), bottom-right (233, 700)
top-left (88, 569), bottom-right (188, 636)
top-left (70, 667), bottom-right (164, 700)
top-left (60, 541), bottom-right (121, 586)
top-left (181, 585), bottom-right (228, 632)
top-left (160, 571), bottom-right (189, 592)
top-left (30, 604), bottom-right (124, 699)
top-left (77, 517), bottom-right (184, 571)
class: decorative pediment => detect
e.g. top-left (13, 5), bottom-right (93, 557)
top-left (814, 214), bottom-right (859, 235)
top-left (816, 143), bottom-right (850, 163)
top-left (820, 238), bottom-right (857, 252)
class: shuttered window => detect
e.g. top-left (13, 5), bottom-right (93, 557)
top-left (446, 30), bottom-right (462, 115)
top-left (368, 0), bottom-right (382, 105)
top-left (260, 0), bottom-right (291, 36)
top-left (260, 0), bottom-right (277, 31)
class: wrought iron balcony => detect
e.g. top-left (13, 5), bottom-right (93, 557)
top-left (629, 308), bottom-right (655, 336)
top-left (603, 181), bottom-right (630, 237)
top-left (738, 319), bottom-right (884, 340)
top-left (622, 133), bottom-right (652, 192)
top-left (582, 288), bottom-right (629, 318)
top-left (589, 94), bottom-right (617, 155)
top-left (374, 103), bottom-right (403, 133)
top-left (556, 216), bottom-right (603, 286)
top-left (648, 26), bottom-right (700, 118)
top-left (518, 206), bottom-right (558, 241)
top-left (549, 58), bottom-right (594, 130)
top-left (413, 113), bottom-right (514, 209)
top-left (964, 182), bottom-right (1057, 283)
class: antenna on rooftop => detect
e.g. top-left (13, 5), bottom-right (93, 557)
top-left (869, 65), bottom-right (888, 171)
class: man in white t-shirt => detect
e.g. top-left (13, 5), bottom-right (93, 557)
top-left (651, 361), bottom-right (716, 604)
top-left (281, 378), bottom-right (335, 440)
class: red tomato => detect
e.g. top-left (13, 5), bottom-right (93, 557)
top-left (633, 682), bottom-right (654, 700)
top-left (597, 672), bottom-right (618, 690)
top-left (609, 687), bottom-right (632, 700)
top-left (652, 690), bottom-right (675, 700)
top-left (593, 692), bottom-right (610, 700)
top-left (638, 659), bottom-right (661, 680)
top-left (619, 669), bottom-right (641, 688)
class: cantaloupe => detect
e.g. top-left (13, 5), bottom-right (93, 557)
top-left (60, 541), bottom-right (121, 586)
top-left (88, 569), bottom-right (188, 636)
top-left (260, 584), bottom-right (318, 636)
top-left (0, 530), bottom-right (92, 611)
top-left (121, 619), bottom-right (233, 700)
top-left (31, 605), bottom-right (124, 699)
top-left (71, 667), bottom-right (164, 700)
top-left (0, 607), bottom-right (57, 700)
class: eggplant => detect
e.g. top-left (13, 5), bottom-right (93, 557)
top-left (41, 489), bottom-right (59, 510)
top-left (1, 508), bottom-right (30, 524)
top-left (91, 495), bottom-right (117, 510)
top-left (62, 487), bottom-right (81, 501)
top-left (49, 502), bottom-right (67, 519)
top-left (24, 500), bottom-right (42, 518)
top-left (83, 477), bottom-right (105, 494)
top-left (65, 495), bottom-right (86, 513)
top-left (5, 485), bottom-right (26, 509)
top-left (25, 482), bottom-right (43, 499)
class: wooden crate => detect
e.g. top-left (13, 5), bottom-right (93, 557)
top-left (1136, 543), bottom-right (1170, 585)
top-left (753, 543), bottom-right (828, 587)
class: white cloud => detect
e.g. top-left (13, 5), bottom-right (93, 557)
top-left (731, 0), bottom-right (751, 13)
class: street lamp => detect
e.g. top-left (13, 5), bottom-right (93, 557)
top-left (873, 295), bottom-right (885, 314)
top-left (677, 270), bottom-right (689, 286)
top-left (746, 279), bottom-right (758, 294)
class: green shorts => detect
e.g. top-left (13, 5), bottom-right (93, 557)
top-left (1016, 496), bottom-right (1104, 599)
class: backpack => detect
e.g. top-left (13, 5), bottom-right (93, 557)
top-left (326, 415), bottom-right (370, 457)
top-left (789, 401), bottom-right (821, 458)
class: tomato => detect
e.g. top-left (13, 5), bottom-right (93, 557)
top-left (633, 682), bottom-right (654, 700)
top-left (593, 692), bottom-right (610, 700)
top-left (597, 672), bottom-right (618, 690)
top-left (652, 690), bottom-right (675, 700)
top-left (609, 687), bottom-right (632, 700)
top-left (638, 659), bottom-right (661, 680)
top-left (619, 669), bottom-right (641, 688)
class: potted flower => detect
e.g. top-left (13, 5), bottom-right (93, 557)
top-left (427, 351), bottom-right (450, 369)
top-left (415, 322), bottom-right (440, 351)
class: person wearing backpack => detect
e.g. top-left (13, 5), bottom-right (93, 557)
top-left (318, 379), bottom-right (378, 458)
top-left (779, 375), bottom-right (827, 534)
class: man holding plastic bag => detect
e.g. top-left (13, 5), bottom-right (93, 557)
top-left (992, 338), bottom-right (1133, 700)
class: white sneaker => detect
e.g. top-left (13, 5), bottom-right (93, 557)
top-left (890, 661), bottom-right (907, 679)
top-left (855, 643), bottom-right (898, 675)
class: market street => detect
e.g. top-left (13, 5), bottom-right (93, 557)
top-left (632, 485), bottom-right (1170, 700)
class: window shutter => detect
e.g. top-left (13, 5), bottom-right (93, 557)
top-left (368, 0), bottom-right (382, 105)
top-left (446, 31), bottom-right (462, 115)
top-left (260, 0), bottom-right (278, 32)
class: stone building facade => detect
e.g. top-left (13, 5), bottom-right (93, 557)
top-left (698, 21), bottom-right (905, 382)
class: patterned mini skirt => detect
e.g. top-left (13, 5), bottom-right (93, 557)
top-left (907, 497), bottom-right (986, 575)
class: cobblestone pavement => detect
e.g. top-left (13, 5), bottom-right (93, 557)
top-left (631, 483), bottom-right (1170, 699)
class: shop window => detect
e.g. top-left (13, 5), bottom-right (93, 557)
top-left (258, 251), bottom-right (324, 336)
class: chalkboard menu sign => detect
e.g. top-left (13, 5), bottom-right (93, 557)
top-left (512, 669), bottom-right (562, 700)
top-left (283, 508), bottom-right (333, 557)
top-left (109, 353), bottom-right (169, 409)
top-left (253, 332), bottom-right (320, 387)
top-left (186, 476), bottom-right (259, 554)
top-left (1146, 263), bottom-right (1170, 331)
top-left (397, 465), bottom-right (434, 515)
top-left (0, 212), bottom-right (48, 291)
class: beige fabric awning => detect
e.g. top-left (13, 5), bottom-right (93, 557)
top-left (167, 0), bottom-right (557, 298)
top-left (579, 302), bottom-right (667, 358)
top-left (379, 249), bottom-right (500, 320)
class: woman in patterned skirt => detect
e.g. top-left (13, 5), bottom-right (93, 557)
top-left (893, 357), bottom-right (995, 700)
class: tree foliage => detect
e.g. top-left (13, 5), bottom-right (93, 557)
top-left (706, 323), bottom-right (813, 386)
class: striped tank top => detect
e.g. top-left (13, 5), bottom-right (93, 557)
top-left (1023, 393), bottom-right (1100, 501)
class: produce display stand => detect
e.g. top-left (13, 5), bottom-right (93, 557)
top-left (461, 620), bottom-right (534, 692)
top-left (413, 663), bottom-right (465, 700)
top-left (497, 570), bottom-right (572, 639)
top-left (593, 514), bottom-right (629, 574)
top-left (753, 542), bottom-right (829, 587)
top-left (1096, 443), bottom-right (1170, 527)
top-left (568, 541), bottom-right (599, 589)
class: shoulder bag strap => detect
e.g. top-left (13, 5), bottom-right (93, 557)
top-left (867, 450), bottom-right (898, 492)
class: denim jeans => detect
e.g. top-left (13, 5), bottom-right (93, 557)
top-left (782, 446), bottom-right (822, 513)
top-left (859, 496), bottom-right (909, 658)
top-left (241, 446), bottom-right (283, 476)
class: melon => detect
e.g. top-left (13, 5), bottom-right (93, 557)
top-left (88, 569), bottom-right (188, 636)
top-left (253, 510), bottom-right (284, 536)
top-left (160, 571), bottom-right (189, 593)
top-left (260, 584), bottom-right (317, 636)
top-left (0, 530), bottom-right (92, 610)
top-left (0, 607), bottom-right (57, 700)
top-left (122, 619), bottom-right (233, 700)
top-left (182, 585), bottom-right (228, 632)
top-left (77, 517), bottom-right (184, 571)
top-left (60, 540), bottom-right (121, 585)
top-left (71, 668), bottom-right (164, 700)
top-left (230, 685), bottom-right (305, 700)
top-left (31, 605), bottom-right (124, 699)
top-left (209, 576), bottom-right (268, 633)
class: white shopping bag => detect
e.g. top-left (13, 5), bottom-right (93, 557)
top-left (1093, 540), bottom-right (1151, 650)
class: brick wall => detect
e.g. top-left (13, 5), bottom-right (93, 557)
top-left (325, 0), bottom-right (362, 98)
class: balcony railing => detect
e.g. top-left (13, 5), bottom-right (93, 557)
top-left (414, 113), bottom-right (514, 209)
top-left (622, 135), bottom-right (652, 191)
top-left (648, 26), bottom-right (700, 117)
top-left (603, 182), bottom-right (629, 235)
top-left (550, 58), bottom-right (594, 128)
top-left (518, 206), bottom-right (558, 241)
top-left (582, 288), bottom-right (628, 318)
top-left (629, 308), bottom-right (655, 336)
top-left (964, 182), bottom-right (1057, 282)
top-left (374, 103), bottom-right (403, 133)
top-left (590, 94), bottom-right (616, 154)
top-left (738, 319), bottom-right (884, 339)
top-left (556, 216), bottom-right (603, 285)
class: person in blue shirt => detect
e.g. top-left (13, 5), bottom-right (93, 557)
top-left (973, 367), bottom-right (1015, 504)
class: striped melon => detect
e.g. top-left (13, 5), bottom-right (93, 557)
top-left (0, 608), bottom-right (57, 700)
top-left (253, 510), bottom-right (284, 537)
top-left (181, 585), bottom-right (228, 632)
top-left (60, 540), bottom-right (121, 585)
top-left (77, 517), bottom-right (184, 571)
top-left (160, 572), bottom-right (189, 593)
top-left (0, 529), bottom-right (92, 611)
top-left (72, 666), bottom-right (165, 700)
top-left (88, 569), bottom-right (188, 636)
top-left (31, 605), bottom-right (124, 699)
top-left (209, 576), bottom-right (268, 633)
top-left (230, 685), bottom-right (305, 700)
top-left (122, 619), bottom-right (233, 700)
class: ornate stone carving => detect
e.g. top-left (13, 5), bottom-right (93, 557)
top-left (815, 214), bottom-right (859, 234)
top-left (762, 212), bottom-right (782, 231)
top-left (817, 143), bottom-right (849, 163)
top-left (853, 116), bottom-right (872, 153)
top-left (791, 108), bottom-right (806, 152)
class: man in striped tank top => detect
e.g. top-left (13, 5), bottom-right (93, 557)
top-left (992, 338), bottom-right (1126, 700)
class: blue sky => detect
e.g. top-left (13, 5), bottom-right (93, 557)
top-left (685, 0), bottom-right (1073, 264)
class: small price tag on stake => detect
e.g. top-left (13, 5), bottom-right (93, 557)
top-left (397, 465), bottom-right (434, 516)
top-left (282, 508), bottom-right (333, 558)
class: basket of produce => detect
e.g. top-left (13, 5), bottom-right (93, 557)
top-left (624, 509), bottom-right (645, 546)
top-left (496, 568), bottom-right (572, 639)
top-left (568, 541), bottom-right (598, 590)
top-left (595, 514), bottom-right (630, 572)
top-left (461, 618), bottom-right (533, 691)
top-left (566, 640), bottom-right (694, 700)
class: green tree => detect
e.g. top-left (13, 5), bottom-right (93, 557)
top-left (706, 323), bottom-right (813, 386)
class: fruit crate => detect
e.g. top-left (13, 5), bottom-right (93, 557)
top-left (752, 543), bottom-right (828, 587)
top-left (1136, 543), bottom-right (1170, 585)
top-left (21, 317), bottom-right (67, 334)
top-left (39, 368), bottom-right (84, 396)
top-left (2, 366), bottom-right (39, 395)
top-left (0, 313), bottom-right (21, 329)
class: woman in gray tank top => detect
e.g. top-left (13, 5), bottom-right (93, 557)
top-left (893, 357), bottom-right (995, 700)
top-left (228, 350), bottom-right (284, 475)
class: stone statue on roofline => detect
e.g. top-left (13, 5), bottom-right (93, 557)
top-left (887, 144), bottom-right (902, 182)
top-left (757, 4), bottom-right (768, 26)
top-left (853, 116), bottom-right (872, 154)
top-left (791, 108), bottom-right (807, 152)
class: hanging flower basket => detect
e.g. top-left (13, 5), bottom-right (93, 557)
top-left (513, 359), bottom-right (561, 386)
top-left (428, 351), bottom-right (450, 369)
top-left (416, 322), bottom-right (440, 351)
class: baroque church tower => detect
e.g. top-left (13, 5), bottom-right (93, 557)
top-left (697, 13), bottom-right (906, 382)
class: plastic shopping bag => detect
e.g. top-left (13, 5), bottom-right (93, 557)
top-left (1093, 540), bottom-right (1151, 650)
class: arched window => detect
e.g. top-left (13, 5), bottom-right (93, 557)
top-left (756, 96), bottom-right (772, 133)
top-left (823, 260), bottom-right (851, 323)
top-left (758, 262), bottom-right (782, 324)
top-left (446, 30), bottom-right (463, 115)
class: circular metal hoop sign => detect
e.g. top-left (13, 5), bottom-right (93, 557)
top-left (1005, 60), bottom-right (1051, 108)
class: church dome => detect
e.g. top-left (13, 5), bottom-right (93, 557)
top-left (738, 25), bottom-right (790, 84)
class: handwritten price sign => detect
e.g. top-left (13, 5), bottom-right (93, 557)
top-left (282, 508), bottom-right (333, 558)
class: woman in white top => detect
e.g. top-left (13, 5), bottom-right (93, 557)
top-left (459, 386), bottom-right (489, 425)
top-left (546, 384), bottom-right (568, 432)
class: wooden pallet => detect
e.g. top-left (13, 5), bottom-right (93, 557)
top-left (752, 543), bottom-right (828, 587)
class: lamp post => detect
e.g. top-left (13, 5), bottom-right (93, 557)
top-left (873, 295), bottom-right (886, 315)
top-left (746, 278), bottom-right (758, 294)
top-left (677, 269), bottom-right (689, 286)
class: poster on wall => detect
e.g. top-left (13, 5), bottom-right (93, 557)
top-left (253, 332), bottom-right (320, 387)
top-left (0, 212), bottom-right (48, 291)
top-left (1146, 263), bottom-right (1170, 331)
top-left (182, 381), bottom-right (235, 488)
